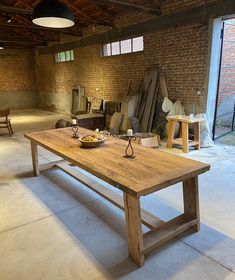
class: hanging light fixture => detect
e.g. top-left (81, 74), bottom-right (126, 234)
top-left (32, 0), bottom-right (75, 28)
top-left (0, 44), bottom-right (4, 50)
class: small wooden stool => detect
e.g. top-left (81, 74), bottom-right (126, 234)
top-left (166, 115), bottom-right (204, 153)
top-left (0, 109), bottom-right (14, 136)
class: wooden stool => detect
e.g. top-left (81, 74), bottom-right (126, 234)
top-left (166, 115), bottom-right (204, 153)
top-left (0, 109), bottom-right (14, 136)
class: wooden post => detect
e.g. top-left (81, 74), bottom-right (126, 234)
top-left (194, 122), bottom-right (200, 150)
top-left (183, 176), bottom-right (200, 231)
top-left (123, 193), bottom-right (144, 266)
top-left (31, 141), bottom-right (39, 176)
top-left (167, 120), bottom-right (176, 149)
top-left (181, 122), bottom-right (189, 153)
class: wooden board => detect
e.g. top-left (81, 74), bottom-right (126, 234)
top-left (172, 138), bottom-right (199, 147)
top-left (25, 127), bottom-right (210, 198)
top-left (167, 115), bottom-right (205, 123)
top-left (143, 214), bottom-right (198, 254)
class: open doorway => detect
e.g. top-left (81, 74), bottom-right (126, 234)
top-left (212, 20), bottom-right (235, 143)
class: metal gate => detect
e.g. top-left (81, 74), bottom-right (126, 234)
top-left (213, 21), bottom-right (235, 140)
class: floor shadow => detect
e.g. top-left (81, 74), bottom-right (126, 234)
top-left (21, 167), bottom-right (235, 280)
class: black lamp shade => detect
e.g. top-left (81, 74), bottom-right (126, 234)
top-left (32, 0), bottom-right (75, 28)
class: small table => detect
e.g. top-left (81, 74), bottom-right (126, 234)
top-left (167, 115), bottom-right (205, 153)
top-left (75, 113), bottom-right (105, 131)
top-left (25, 127), bottom-right (210, 266)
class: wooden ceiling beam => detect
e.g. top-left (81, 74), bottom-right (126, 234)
top-left (0, 40), bottom-right (47, 47)
top-left (75, 17), bottom-right (112, 26)
top-left (37, 0), bottom-right (235, 55)
top-left (0, 3), bottom-right (112, 28)
top-left (87, 0), bottom-right (115, 20)
top-left (148, 0), bottom-right (161, 7)
top-left (90, 0), bottom-right (161, 15)
top-left (0, 22), bottom-right (82, 37)
top-left (63, 0), bottom-right (113, 26)
top-left (0, 4), bottom-right (31, 15)
top-left (0, 39), bottom-right (46, 45)
top-left (0, 36), bottom-right (51, 43)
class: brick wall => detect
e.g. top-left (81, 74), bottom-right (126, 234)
top-left (218, 20), bottom-right (235, 105)
top-left (0, 49), bottom-right (39, 109)
top-left (35, 0), bottom-right (211, 113)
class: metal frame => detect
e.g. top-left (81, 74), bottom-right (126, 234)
top-left (213, 21), bottom-right (235, 140)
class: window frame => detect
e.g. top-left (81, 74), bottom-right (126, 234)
top-left (102, 36), bottom-right (144, 57)
top-left (54, 50), bottom-right (75, 63)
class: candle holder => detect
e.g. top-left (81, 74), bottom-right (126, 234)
top-left (123, 136), bottom-right (136, 159)
top-left (71, 123), bottom-right (79, 139)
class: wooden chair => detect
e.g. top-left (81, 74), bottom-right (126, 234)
top-left (0, 109), bottom-right (14, 136)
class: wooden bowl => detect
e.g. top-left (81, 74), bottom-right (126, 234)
top-left (79, 137), bottom-right (106, 148)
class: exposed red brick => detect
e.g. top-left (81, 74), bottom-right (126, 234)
top-left (0, 49), bottom-right (35, 92)
top-left (35, 23), bottom-right (208, 106)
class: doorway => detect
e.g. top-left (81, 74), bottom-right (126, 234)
top-left (213, 20), bottom-right (235, 141)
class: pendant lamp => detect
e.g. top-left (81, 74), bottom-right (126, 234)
top-left (32, 0), bottom-right (75, 28)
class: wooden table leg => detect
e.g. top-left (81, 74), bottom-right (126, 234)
top-left (31, 141), bottom-right (40, 177)
top-left (181, 122), bottom-right (189, 153)
top-left (124, 193), bottom-right (144, 266)
top-left (183, 176), bottom-right (200, 232)
top-left (167, 120), bottom-right (176, 149)
top-left (194, 122), bottom-right (200, 150)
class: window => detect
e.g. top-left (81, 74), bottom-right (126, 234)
top-left (54, 50), bottom-right (74, 63)
top-left (102, 36), bottom-right (144, 57)
top-left (111, 41), bottom-right (120, 55)
top-left (132, 37), bottom-right (144, 52)
top-left (121, 39), bottom-right (132, 54)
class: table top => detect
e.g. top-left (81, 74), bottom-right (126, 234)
top-left (25, 128), bottom-right (210, 197)
top-left (166, 115), bottom-right (205, 123)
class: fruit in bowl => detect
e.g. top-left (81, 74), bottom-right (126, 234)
top-left (79, 133), bottom-right (106, 148)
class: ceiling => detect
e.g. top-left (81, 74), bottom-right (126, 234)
top-left (0, 0), bottom-right (161, 49)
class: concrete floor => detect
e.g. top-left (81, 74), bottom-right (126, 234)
top-left (0, 109), bottom-right (235, 280)
top-left (217, 132), bottom-right (235, 146)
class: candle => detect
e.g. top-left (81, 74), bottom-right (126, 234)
top-left (127, 129), bottom-right (133, 137)
top-left (72, 119), bottom-right (77, 125)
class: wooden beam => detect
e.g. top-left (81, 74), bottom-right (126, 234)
top-left (143, 214), bottom-right (199, 254)
top-left (88, 0), bottom-right (115, 20)
top-left (0, 4), bottom-right (31, 15)
top-left (0, 31), bottom-right (60, 42)
top-left (0, 22), bottom-right (82, 37)
top-left (64, 0), bottom-right (113, 26)
top-left (0, 40), bottom-right (47, 47)
top-left (75, 17), bottom-right (113, 27)
top-left (37, 0), bottom-right (235, 55)
top-left (91, 0), bottom-right (161, 15)
top-left (56, 162), bottom-right (165, 230)
top-left (0, 38), bottom-right (47, 44)
top-left (0, 4), bottom-right (112, 27)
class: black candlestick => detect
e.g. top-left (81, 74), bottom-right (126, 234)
top-left (71, 124), bottom-right (79, 139)
top-left (123, 136), bottom-right (136, 159)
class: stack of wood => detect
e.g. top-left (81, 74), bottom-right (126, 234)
top-left (134, 66), bottom-right (168, 133)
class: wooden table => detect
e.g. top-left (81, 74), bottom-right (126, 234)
top-left (25, 127), bottom-right (210, 267)
top-left (167, 115), bottom-right (205, 153)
